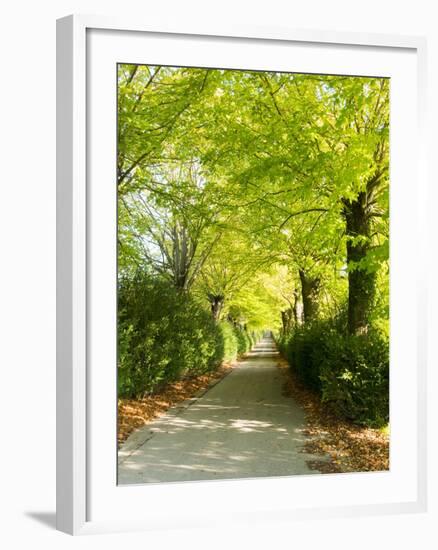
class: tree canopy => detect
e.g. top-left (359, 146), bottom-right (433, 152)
top-left (118, 64), bottom-right (389, 336)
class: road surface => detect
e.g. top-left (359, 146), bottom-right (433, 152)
top-left (118, 336), bottom-right (324, 484)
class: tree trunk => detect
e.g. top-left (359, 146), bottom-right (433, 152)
top-left (281, 308), bottom-right (293, 335)
top-left (299, 269), bottom-right (320, 323)
top-left (174, 272), bottom-right (188, 290)
top-left (343, 191), bottom-right (376, 335)
top-left (209, 294), bottom-right (224, 321)
top-left (293, 288), bottom-right (302, 325)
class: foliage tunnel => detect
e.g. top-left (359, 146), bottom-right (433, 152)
top-left (117, 64), bottom-right (390, 425)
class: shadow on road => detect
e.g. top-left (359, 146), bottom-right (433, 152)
top-left (118, 337), bottom-right (326, 484)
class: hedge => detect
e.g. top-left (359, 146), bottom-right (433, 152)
top-left (118, 273), bottom-right (261, 398)
top-left (278, 320), bottom-right (389, 427)
top-left (118, 273), bottom-right (224, 398)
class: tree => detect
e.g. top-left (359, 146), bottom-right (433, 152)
top-left (329, 78), bottom-right (389, 334)
top-left (199, 71), bottom-right (389, 334)
top-left (118, 159), bottom-right (224, 290)
top-left (117, 65), bottom-right (216, 194)
top-left (118, 64), bottom-right (389, 337)
top-left (195, 227), bottom-right (273, 320)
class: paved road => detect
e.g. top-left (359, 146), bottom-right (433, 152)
top-left (118, 337), bottom-right (323, 484)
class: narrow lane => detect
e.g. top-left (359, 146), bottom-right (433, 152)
top-left (118, 336), bottom-right (322, 484)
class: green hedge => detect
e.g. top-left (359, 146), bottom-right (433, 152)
top-left (249, 330), bottom-right (262, 347)
top-left (218, 323), bottom-right (258, 363)
top-left (319, 330), bottom-right (389, 427)
top-left (218, 321), bottom-right (238, 362)
top-left (118, 273), bottom-right (224, 398)
top-left (284, 324), bottom-right (326, 393)
top-left (233, 325), bottom-right (253, 356)
top-left (278, 321), bottom-right (389, 427)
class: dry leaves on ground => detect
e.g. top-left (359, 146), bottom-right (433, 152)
top-left (118, 364), bottom-right (232, 446)
top-left (277, 357), bottom-right (389, 474)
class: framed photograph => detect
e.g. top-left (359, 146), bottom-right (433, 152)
top-left (57, 14), bottom-right (427, 535)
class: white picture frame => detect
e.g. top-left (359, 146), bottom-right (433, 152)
top-left (56, 14), bottom-right (428, 535)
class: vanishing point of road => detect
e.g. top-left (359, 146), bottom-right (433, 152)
top-left (118, 336), bottom-right (325, 484)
